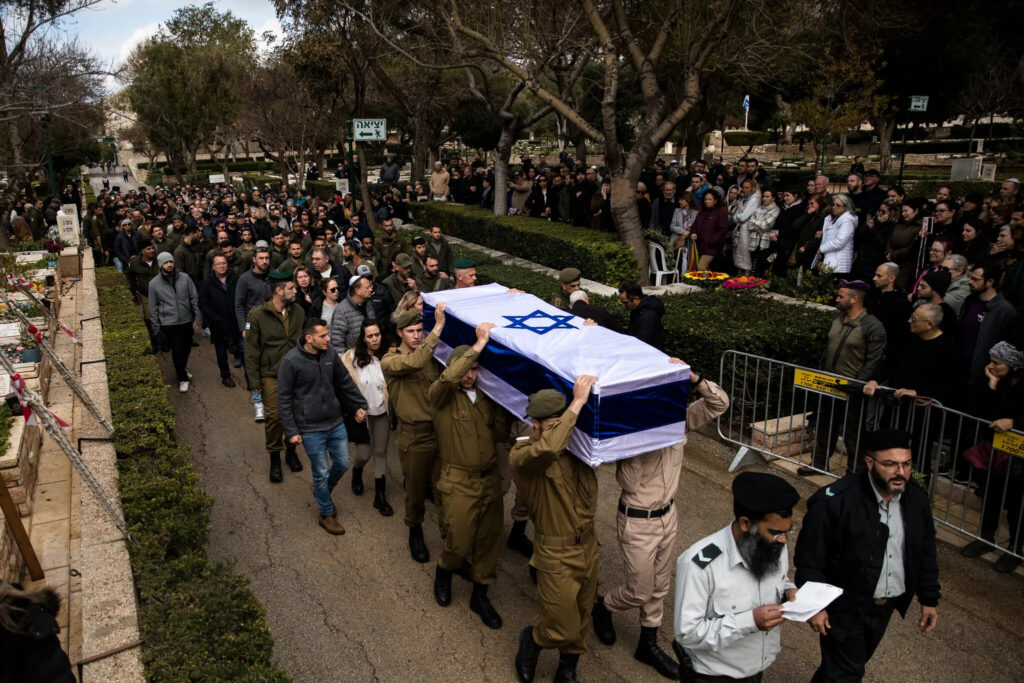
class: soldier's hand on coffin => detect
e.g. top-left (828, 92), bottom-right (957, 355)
top-left (583, 318), bottom-right (597, 326)
top-left (474, 322), bottom-right (496, 348)
top-left (432, 302), bottom-right (446, 331)
top-left (505, 288), bottom-right (524, 293)
top-left (571, 375), bottom-right (598, 410)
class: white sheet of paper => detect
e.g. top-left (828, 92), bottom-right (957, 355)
top-left (781, 582), bottom-right (843, 622)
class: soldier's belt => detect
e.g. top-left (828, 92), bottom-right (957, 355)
top-left (441, 463), bottom-right (496, 479)
top-left (534, 525), bottom-right (594, 549)
top-left (617, 500), bottom-right (673, 519)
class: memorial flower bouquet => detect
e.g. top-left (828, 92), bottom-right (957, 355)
top-left (683, 271), bottom-right (729, 287)
top-left (721, 275), bottom-right (769, 291)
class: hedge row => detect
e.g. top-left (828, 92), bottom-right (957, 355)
top-left (905, 180), bottom-right (1000, 199)
top-left (399, 228), bottom-right (833, 376)
top-left (409, 202), bottom-right (640, 286)
top-left (95, 269), bottom-right (287, 682)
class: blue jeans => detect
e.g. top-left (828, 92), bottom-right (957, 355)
top-left (303, 423), bottom-right (350, 516)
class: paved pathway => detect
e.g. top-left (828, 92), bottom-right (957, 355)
top-left (164, 341), bottom-right (1024, 682)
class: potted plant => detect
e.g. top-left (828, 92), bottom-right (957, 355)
top-left (18, 331), bottom-right (41, 363)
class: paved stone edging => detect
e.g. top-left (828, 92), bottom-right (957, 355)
top-left (400, 221), bottom-right (834, 312)
top-left (76, 251), bottom-right (145, 682)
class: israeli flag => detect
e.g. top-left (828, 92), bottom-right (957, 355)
top-left (422, 284), bottom-right (688, 466)
top-left (743, 94), bottom-right (750, 112)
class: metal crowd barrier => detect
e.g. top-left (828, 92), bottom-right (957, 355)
top-left (717, 349), bottom-right (1024, 561)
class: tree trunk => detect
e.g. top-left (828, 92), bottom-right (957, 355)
top-left (839, 133), bottom-right (848, 156)
top-left (685, 126), bottom-right (705, 167)
top-left (357, 143), bottom-right (376, 231)
top-left (411, 113), bottom-right (429, 185)
top-left (573, 131), bottom-right (588, 165)
top-left (493, 125), bottom-right (517, 217)
top-left (874, 115), bottom-right (896, 175)
top-left (608, 172), bottom-right (649, 285)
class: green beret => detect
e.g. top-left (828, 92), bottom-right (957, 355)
top-left (395, 310), bottom-right (422, 329)
top-left (447, 345), bottom-right (473, 365)
top-left (394, 252), bottom-right (413, 267)
top-left (525, 389), bottom-right (567, 419)
top-left (268, 270), bottom-right (292, 282)
top-left (559, 267), bottom-right (582, 283)
top-left (453, 258), bottom-right (476, 269)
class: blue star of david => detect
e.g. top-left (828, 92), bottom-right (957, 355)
top-left (503, 310), bottom-right (578, 335)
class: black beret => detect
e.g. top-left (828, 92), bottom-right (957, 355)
top-left (732, 472), bottom-right (800, 514)
top-left (863, 428), bottom-right (912, 452)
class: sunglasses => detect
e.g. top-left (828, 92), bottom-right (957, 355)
top-left (327, 287), bottom-right (338, 293)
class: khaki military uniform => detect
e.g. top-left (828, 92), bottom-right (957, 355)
top-left (496, 415), bottom-right (531, 523)
top-left (430, 348), bottom-right (503, 583)
top-left (604, 380), bottom-right (730, 627)
top-left (550, 294), bottom-right (570, 311)
top-left (245, 300), bottom-right (306, 453)
top-left (510, 411), bottom-right (598, 655)
top-left (382, 332), bottom-right (442, 528)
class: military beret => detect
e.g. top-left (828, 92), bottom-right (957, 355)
top-left (395, 310), bottom-right (423, 329)
top-left (394, 252), bottom-right (413, 267)
top-left (525, 389), bottom-right (567, 419)
top-left (267, 270), bottom-right (292, 283)
top-left (411, 236), bottom-right (426, 246)
top-left (453, 259), bottom-right (476, 269)
top-left (559, 267), bottom-right (582, 283)
top-left (447, 344), bottom-right (474, 365)
top-left (732, 472), bottom-right (799, 515)
top-left (863, 428), bottom-right (912, 453)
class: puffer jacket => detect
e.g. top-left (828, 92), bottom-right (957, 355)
top-left (820, 211), bottom-right (857, 273)
top-left (148, 270), bottom-right (198, 329)
top-left (328, 294), bottom-right (374, 354)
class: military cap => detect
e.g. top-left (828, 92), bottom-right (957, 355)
top-left (863, 428), bottom-right (912, 453)
top-left (395, 310), bottom-right (423, 329)
top-left (525, 389), bottom-right (567, 419)
top-left (447, 344), bottom-right (474, 365)
top-left (732, 472), bottom-right (799, 515)
top-left (267, 270), bottom-right (292, 282)
top-left (453, 258), bottom-right (476, 269)
top-left (559, 267), bottom-right (582, 283)
top-left (411, 236), bottom-right (426, 246)
top-left (394, 252), bottom-right (413, 267)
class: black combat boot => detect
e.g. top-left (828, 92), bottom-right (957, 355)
top-left (553, 652), bottom-right (579, 682)
top-left (268, 452), bottom-right (282, 483)
top-left (470, 583), bottom-right (502, 629)
top-left (284, 445), bottom-right (303, 472)
top-left (591, 595), bottom-right (616, 645)
top-left (635, 625), bottom-right (680, 679)
top-left (408, 525), bottom-right (429, 563)
top-left (373, 477), bottom-right (393, 516)
top-left (433, 565), bottom-right (452, 606)
top-left (514, 626), bottom-right (541, 683)
top-left (351, 466), bottom-right (364, 495)
top-left (506, 519), bottom-right (534, 557)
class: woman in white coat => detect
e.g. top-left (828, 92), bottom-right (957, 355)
top-left (746, 187), bottom-right (780, 276)
top-left (819, 193), bottom-right (858, 278)
top-left (729, 178), bottom-right (761, 274)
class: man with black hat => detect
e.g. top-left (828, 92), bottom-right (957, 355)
top-left (674, 471), bottom-right (800, 682)
top-left (511, 375), bottom-right (599, 683)
top-left (801, 279), bottom-right (886, 477)
top-left (127, 240), bottom-right (161, 353)
top-left (592, 359), bottom-right (729, 679)
top-left (429, 323), bottom-right (505, 630)
top-left (382, 304), bottom-right (448, 563)
top-left (552, 267), bottom-right (581, 311)
top-left (245, 271), bottom-right (307, 482)
top-left (795, 428), bottom-right (940, 682)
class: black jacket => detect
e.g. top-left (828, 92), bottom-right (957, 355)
top-left (628, 295), bottom-right (665, 351)
top-left (277, 341), bottom-right (367, 439)
top-left (570, 300), bottom-right (622, 334)
top-left (0, 588), bottom-right (75, 683)
top-left (795, 471), bottom-right (940, 640)
top-left (199, 270), bottom-right (240, 336)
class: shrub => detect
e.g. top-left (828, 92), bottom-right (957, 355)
top-left (723, 131), bottom-right (771, 147)
top-left (768, 266), bottom-right (839, 305)
top-left (409, 202), bottom-right (639, 286)
top-left (905, 180), bottom-right (1000, 200)
top-left (240, 173), bottom-right (284, 191)
top-left (95, 269), bottom-right (287, 682)
top-left (305, 179), bottom-right (337, 201)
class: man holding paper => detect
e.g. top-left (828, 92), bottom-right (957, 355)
top-left (795, 428), bottom-right (940, 682)
top-left (673, 472), bottom-right (800, 682)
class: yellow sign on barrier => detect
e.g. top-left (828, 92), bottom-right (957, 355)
top-left (793, 369), bottom-right (848, 399)
top-left (994, 431), bottom-right (1024, 460)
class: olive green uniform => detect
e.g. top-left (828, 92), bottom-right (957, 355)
top-left (382, 331), bottom-right (442, 528)
top-left (510, 411), bottom-right (598, 655)
top-left (245, 300), bottom-right (306, 454)
top-left (430, 348), bottom-right (504, 584)
top-left (374, 233), bottom-right (408, 272)
top-left (415, 271), bottom-right (453, 293)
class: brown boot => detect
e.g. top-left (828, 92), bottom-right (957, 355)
top-left (319, 514), bottom-right (345, 535)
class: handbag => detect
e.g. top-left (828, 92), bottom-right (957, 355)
top-left (962, 441), bottom-right (1010, 476)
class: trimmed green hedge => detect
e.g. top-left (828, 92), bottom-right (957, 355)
top-left (723, 131), bottom-right (771, 146)
top-left (409, 202), bottom-right (639, 286)
top-left (96, 269), bottom-right (288, 682)
top-left (905, 180), bottom-right (1000, 199)
top-left (305, 179), bottom-right (337, 200)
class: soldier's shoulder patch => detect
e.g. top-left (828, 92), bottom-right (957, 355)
top-left (515, 436), bottom-right (530, 442)
top-left (818, 476), bottom-right (853, 500)
top-left (691, 543), bottom-right (721, 569)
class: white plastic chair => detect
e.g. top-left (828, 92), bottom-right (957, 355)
top-left (647, 241), bottom-right (677, 286)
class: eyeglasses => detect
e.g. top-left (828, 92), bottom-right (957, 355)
top-left (872, 458), bottom-right (913, 471)
top-left (767, 522), bottom-right (799, 542)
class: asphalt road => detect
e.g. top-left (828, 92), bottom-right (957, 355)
top-left (165, 340), bottom-right (1024, 682)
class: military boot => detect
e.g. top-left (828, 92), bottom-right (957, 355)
top-left (433, 565), bottom-right (452, 606)
top-left (591, 595), bottom-right (616, 645)
top-left (351, 466), bottom-right (364, 495)
top-left (553, 653), bottom-right (579, 682)
top-left (470, 583), bottom-right (502, 629)
top-left (284, 445), bottom-right (303, 472)
top-left (373, 477), bottom-right (393, 516)
top-left (409, 525), bottom-right (429, 563)
top-left (634, 625), bottom-right (679, 679)
top-left (268, 452), bottom-right (282, 483)
top-left (514, 626), bottom-right (541, 683)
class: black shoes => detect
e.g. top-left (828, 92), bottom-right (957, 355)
top-left (591, 595), bottom-right (616, 645)
top-left (961, 539), bottom-right (990, 558)
top-left (470, 583), bottom-right (502, 629)
top-left (507, 520), bottom-right (534, 558)
top-left (994, 553), bottom-right (1023, 573)
top-left (351, 466), bottom-right (364, 495)
top-left (434, 565), bottom-right (452, 606)
top-left (553, 652), bottom-right (579, 682)
top-left (269, 452), bottom-right (282, 483)
top-left (514, 626), bottom-right (541, 683)
top-left (373, 477), bottom-right (393, 516)
top-left (409, 525), bottom-right (429, 563)
top-left (285, 446), bottom-right (303, 472)
top-left (635, 626), bottom-right (680, 679)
